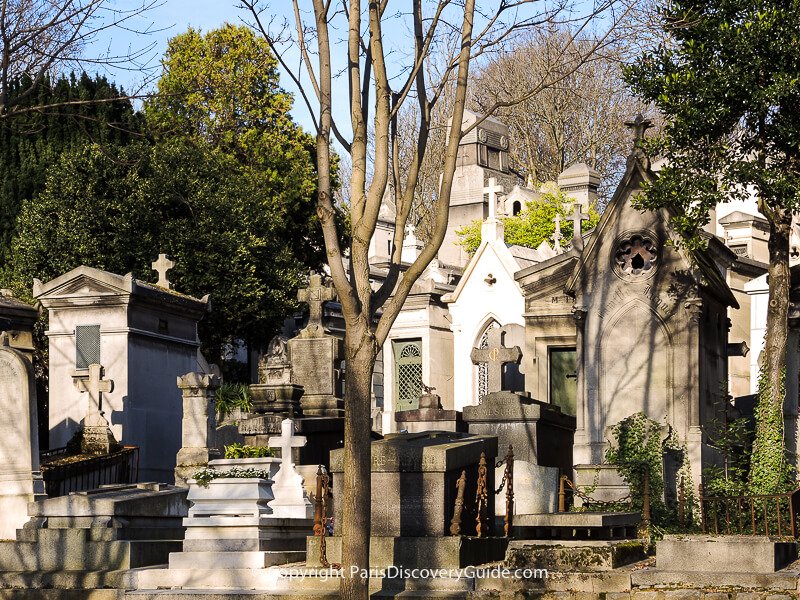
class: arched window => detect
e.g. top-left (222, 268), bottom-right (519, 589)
top-left (512, 200), bottom-right (522, 216)
top-left (476, 321), bottom-right (498, 403)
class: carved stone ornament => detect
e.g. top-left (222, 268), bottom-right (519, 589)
top-left (614, 234), bottom-right (658, 277)
top-left (499, 135), bottom-right (509, 150)
top-left (478, 128), bottom-right (488, 143)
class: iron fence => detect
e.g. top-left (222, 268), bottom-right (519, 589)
top-left (40, 446), bottom-right (139, 497)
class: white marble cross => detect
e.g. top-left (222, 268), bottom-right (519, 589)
top-left (75, 363), bottom-right (114, 418)
top-left (152, 254), bottom-right (175, 289)
top-left (484, 178), bottom-right (504, 220)
top-left (268, 418), bottom-right (307, 476)
top-left (552, 213), bottom-right (564, 254)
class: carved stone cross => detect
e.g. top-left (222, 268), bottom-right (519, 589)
top-left (470, 326), bottom-right (522, 394)
top-left (152, 254), bottom-right (175, 289)
top-left (567, 203), bottom-right (590, 250)
top-left (297, 272), bottom-right (336, 337)
top-left (268, 418), bottom-right (307, 481)
top-left (624, 113), bottom-right (653, 146)
top-left (552, 213), bottom-right (564, 254)
top-left (75, 363), bottom-right (114, 419)
top-left (484, 177), bottom-right (504, 220)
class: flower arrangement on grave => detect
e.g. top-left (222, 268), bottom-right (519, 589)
top-left (191, 466), bottom-right (272, 488)
top-left (223, 443), bottom-right (276, 459)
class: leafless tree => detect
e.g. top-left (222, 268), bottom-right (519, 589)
top-left (240, 2), bottom-right (631, 598)
top-left (0, 0), bottom-right (160, 118)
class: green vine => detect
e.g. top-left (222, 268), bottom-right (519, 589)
top-left (191, 466), bottom-right (272, 488)
top-left (748, 366), bottom-right (794, 495)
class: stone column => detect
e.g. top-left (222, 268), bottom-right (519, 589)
top-left (785, 326), bottom-right (800, 472)
top-left (571, 307), bottom-right (590, 465)
top-left (683, 297), bottom-right (704, 496)
top-left (174, 372), bottom-right (220, 487)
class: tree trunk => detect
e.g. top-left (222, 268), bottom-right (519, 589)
top-left (749, 203), bottom-right (792, 493)
top-left (340, 323), bottom-right (378, 600)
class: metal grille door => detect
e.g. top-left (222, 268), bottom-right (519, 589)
top-left (75, 325), bottom-right (101, 370)
top-left (394, 340), bottom-right (422, 411)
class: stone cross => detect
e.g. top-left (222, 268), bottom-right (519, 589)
top-left (297, 272), bottom-right (336, 337)
top-left (552, 213), bottom-right (563, 254)
top-left (75, 363), bottom-right (114, 418)
top-left (624, 113), bottom-right (653, 147)
top-left (268, 418), bottom-right (307, 480)
top-left (152, 254), bottom-right (175, 289)
top-left (470, 327), bottom-right (522, 394)
top-left (567, 203), bottom-right (590, 250)
top-left (484, 178), bottom-right (504, 220)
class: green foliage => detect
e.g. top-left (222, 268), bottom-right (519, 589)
top-left (702, 409), bottom-right (752, 497)
top-left (192, 466), bottom-right (272, 488)
top-left (455, 189), bottom-right (601, 255)
top-left (0, 72), bottom-right (142, 267)
top-left (748, 367), bottom-right (795, 494)
top-left (215, 383), bottom-right (253, 420)
top-left (606, 412), bottom-right (666, 517)
top-left (625, 0), bottom-right (800, 247)
top-left (223, 443), bottom-right (276, 459)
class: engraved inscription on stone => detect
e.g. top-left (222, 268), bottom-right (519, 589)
top-left (290, 338), bottom-right (333, 396)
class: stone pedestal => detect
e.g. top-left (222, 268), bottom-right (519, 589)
top-left (288, 336), bottom-right (343, 417)
top-left (249, 383), bottom-right (304, 416)
top-left (174, 372), bottom-right (220, 487)
top-left (394, 393), bottom-right (466, 433)
top-left (499, 462), bottom-right (559, 518)
top-left (463, 391), bottom-right (576, 475)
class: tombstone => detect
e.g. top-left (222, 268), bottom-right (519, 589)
top-left (249, 335), bottom-right (303, 416)
top-left (34, 265), bottom-right (210, 482)
top-left (266, 418), bottom-right (313, 519)
top-left (462, 326), bottom-right (575, 517)
top-left (307, 431), bottom-right (505, 569)
top-left (174, 372), bottom-right (220, 487)
top-left (0, 343), bottom-right (45, 539)
top-left (288, 273), bottom-right (344, 417)
top-left (74, 363), bottom-right (118, 455)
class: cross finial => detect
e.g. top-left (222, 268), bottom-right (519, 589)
top-left (552, 213), bottom-right (564, 254)
top-left (470, 325), bottom-right (522, 395)
top-left (625, 114), bottom-right (653, 147)
top-left (483, 177), bottom-right (504, 220)
top-left (297, 271), bottom-right (336, 338)
top-left (152, 254), bottom-right (175, 289)
top-left (75, 363), bottom-right (114, 418)
top-left (567, 203), bottom-right (590, 251)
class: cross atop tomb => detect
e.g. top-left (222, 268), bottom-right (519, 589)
top-left (624, 113), bottom-right (653, 147)
top-left (152, 254), bottom-right (175, 290)
top-left (484, 177), bottom-right (504, 220)
top-left (268, 418), bottom-right (307, 482)
top-left (297, 272), bottom-right (336, 337)
top-left (567, 203), bottom-right (590, 250)
top-left (552, 213), bottom-right (564, 254)
top-left (470, 326), bottom-right (522, 395)
top-left (75, 363), bottom-right (114, 417)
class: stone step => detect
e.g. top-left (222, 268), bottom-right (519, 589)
top-left (169, 551), bottom-right (306, 570)
top-left (0, 539), bottom-right (181, 571)
top-left (0, 569), bottom-right (129, 590)
top-left (0, 590), bottom-right (121, 600)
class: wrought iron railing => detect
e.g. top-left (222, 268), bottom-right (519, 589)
top-left (699, 485), bottom-right (800, 538)
top-left (40, 446), bottom-right (139, 497)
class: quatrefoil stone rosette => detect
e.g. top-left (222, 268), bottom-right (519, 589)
top-left (612, 231), bottom-right (659, 281)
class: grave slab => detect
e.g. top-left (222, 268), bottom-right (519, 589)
top-left (513, 512), bottom-right (641, 540)
top-left (505, 538), bottom-right (648, 572)
top-left (656, 534), bottom-right (799, 573)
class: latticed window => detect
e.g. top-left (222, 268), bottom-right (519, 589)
top-left (476, 322), bottom-right (498, 403)
top-left (75, 325), bottom-right (101, 370)
top-left (394, 340), bottom-right (422, 411)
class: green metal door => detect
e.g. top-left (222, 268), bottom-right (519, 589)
top-left (549, 347), bottom-right (577, 416)
top-left (394, 340), bottom-right (422, 412)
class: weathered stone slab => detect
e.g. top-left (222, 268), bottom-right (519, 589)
top-left (513, 512), bottom-right (640, 541)
top-left (656, 535), bottom-right (799, 573)
top-left (505, 539), bottom-right (648, 572)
